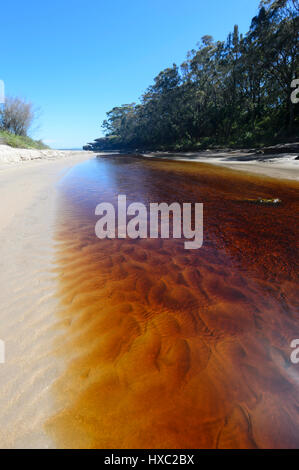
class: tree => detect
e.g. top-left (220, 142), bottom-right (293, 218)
top-left (0, 96), bottom-right (35, 136)
top-left (250, 0), bottom-right (299, 133)
top-left (88, 0), bottom-right (299, 151)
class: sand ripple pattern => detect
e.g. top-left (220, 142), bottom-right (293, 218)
top-left (0, 187), bottom-right (62, 448)
top-left (47, 157), bottom-right (299, 449)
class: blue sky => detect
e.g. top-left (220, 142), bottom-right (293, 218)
top-left (0, 0), bottom-right (261, 149)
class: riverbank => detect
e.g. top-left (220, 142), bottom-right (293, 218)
top-left (141, 147), bottom-right (299, 181)
top-left (0, 144), bottom-right (93, 169)
top-left (2, 142), bottom-right (299, 182)
top-left (0, 151), bottom-right (91, 448)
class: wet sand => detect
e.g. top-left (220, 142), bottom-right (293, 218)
top-left (0, 152), bottom-right (90, 448)
top-left (46, 155), bottom-right (299, 449)
top-left (142, 150), bottom-right (299, 181)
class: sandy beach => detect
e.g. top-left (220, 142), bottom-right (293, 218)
top-left (2, 0), bottom-right (298, 452)
top-left (143, 148), bottom-right (299, 181)
top-left (0, 148), bottom-right (91, 448)
top-left (0, 146), bottom-right (298, 448)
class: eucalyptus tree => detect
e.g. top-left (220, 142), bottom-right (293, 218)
top-left (90, 0), bottom-right (298, 151)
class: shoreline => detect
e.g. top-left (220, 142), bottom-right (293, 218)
top-left (0, 150), bottom-right (92, 231)
top-left (0, 144), bottom-right (93, 170)
top-left (1, 143), bottom-right (299, 182)
top-left (141, 149), bottom-right (299, 181)
top-left (0, 151), bottom-right (91, 448)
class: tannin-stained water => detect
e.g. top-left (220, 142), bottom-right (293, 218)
top-left (46, 155), bottom-right (299, 449)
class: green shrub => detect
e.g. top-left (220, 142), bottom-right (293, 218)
top-left (0, 130), bottom-right (49, 149)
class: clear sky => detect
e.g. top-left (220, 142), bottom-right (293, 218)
top-left (0, 0), bottom-right (261, 149)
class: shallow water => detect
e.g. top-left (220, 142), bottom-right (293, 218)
top-left (47, 155), bottom-right (299, 449)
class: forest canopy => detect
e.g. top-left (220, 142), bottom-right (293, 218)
top-left (86, 0), bottom-right (299, 151)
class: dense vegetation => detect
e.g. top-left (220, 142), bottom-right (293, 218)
top-left (86, 0), bottom-right (299, 152)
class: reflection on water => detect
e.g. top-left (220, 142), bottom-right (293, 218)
top-left (46, 155), bottom-right (299, 449)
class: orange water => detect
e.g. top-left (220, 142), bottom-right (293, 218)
top-left (46, 156), bottom-right (299, 449)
